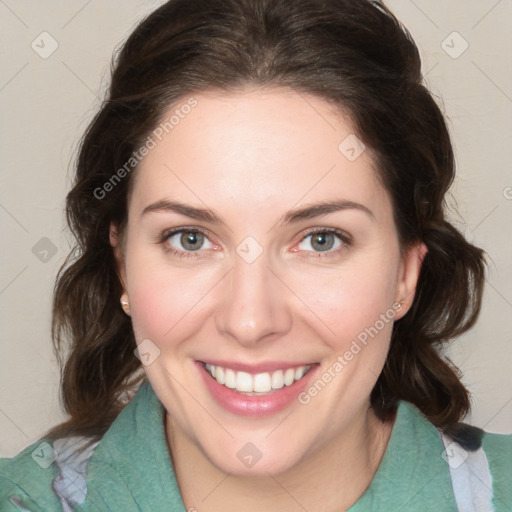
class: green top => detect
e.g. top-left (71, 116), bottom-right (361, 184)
top-left (1, 379), bottom-right (511, 511)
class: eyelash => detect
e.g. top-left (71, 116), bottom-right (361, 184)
top-left (158, 227), bottom-right (352, 260)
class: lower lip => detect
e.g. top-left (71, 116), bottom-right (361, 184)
top-left (196, 361), bottom-right (319, 417)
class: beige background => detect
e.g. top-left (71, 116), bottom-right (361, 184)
top-left (0, 0), bottom-right (511, 458)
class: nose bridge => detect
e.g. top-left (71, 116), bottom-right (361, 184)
top-left (215, 246), bottom-right (291, 345)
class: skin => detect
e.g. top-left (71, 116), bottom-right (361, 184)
top-left (111, 87), bottom-right (427, 511)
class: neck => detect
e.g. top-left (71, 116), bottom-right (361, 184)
top-left (166, 405), bottom-right (395, 512)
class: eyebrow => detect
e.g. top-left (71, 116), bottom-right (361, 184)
top-left (141, 199), bottom-right (375, 225)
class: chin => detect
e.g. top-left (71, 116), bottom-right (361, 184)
top-left (207, 447), bottom-right (302, 477)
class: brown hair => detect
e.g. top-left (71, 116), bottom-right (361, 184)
top-left (44, 0), bottom-right (485, 443)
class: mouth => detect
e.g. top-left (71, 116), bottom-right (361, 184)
top-left (196, 360), bottom-right (320, 417)
top-left (201, 361), bottom-right (315, 396)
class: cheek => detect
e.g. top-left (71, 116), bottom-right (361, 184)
top-left (126, 256), bottom-right (219, 343)
top-left (290, 256), bottom-right (399, 346)
top-left (129, 279), bottom-right (183, 341)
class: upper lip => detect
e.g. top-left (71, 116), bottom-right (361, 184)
top-left (198, 359), bottom-right (318, 374)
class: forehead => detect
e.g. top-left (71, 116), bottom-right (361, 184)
top-left (130, 88), bottom-right (387, 221)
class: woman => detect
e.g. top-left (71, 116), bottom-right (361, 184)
top-left (1, 0), bottom-right (510, 510)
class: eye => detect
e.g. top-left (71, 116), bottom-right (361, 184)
top-left (158, 226), bottom-right (351, 259)
top-left (295, 228), bottom-right (350, 257)
top-left (160, 227), bottom-right (215, 258)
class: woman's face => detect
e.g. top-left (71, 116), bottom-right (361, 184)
top-left (113, 88), bottom-right (425, 476)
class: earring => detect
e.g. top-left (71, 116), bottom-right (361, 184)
top-left (120, 294), bottom-right (131, 315)
top-left (397, 300), bottom-right (405, 310)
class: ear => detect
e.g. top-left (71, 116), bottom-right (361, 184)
top-left (393, 241), bottom-right (428, 321)
top-left (110, 221), bottom-right (127, 290)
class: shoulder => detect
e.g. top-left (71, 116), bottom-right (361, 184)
top-left (395, 401), bottom-right (511, 510)
top-left (482, 431), bottom-right (512, 510)
top-left (0, 438), bottom-right (61, 510)
top-left (481, 430), bottom-right (512, 468)
top-left (441, 421), bottom-right (511, 474)
top-left (0, 435), bottom-right (100, 511)
top-left (440, 421), bottom-right (512, 511)
top-left (0, 380), bottom-right (158, 511)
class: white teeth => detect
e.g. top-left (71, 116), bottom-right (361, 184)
top-left (236, 371), bottom-right (253, 392)
top-left (271, 370), bottom-right (284, 390)
top-left (295, 366), bottom-right (305, 380)
top-left (253, 372), bottom-right (272, 393)
top-left (203, 363), bottom-right (312, 394)
top-left (284, 368), bottom-right (295, 386)
top-left (224, 368), bottom-right (236, 389)
top-left (215, 366), bottom-right (225, 385)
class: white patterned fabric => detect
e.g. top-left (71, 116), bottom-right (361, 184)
top-left (51, 436), bottom-right (100, 512)
top-left (440, 431), bottom-right (495, 512)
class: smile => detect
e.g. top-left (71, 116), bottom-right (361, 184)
top-left (203, 362), bottom-right (314, 395)
top-left (197, 360), bottom-right (320, 417)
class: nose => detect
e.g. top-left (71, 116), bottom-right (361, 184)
top-left (214, 251), bottom-right (292, 348)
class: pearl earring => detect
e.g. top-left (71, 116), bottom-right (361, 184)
top-left (120, 296), bottom-right (130, 315)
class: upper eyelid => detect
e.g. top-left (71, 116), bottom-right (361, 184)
top-left (161, 226), bottom-right (210, 240)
